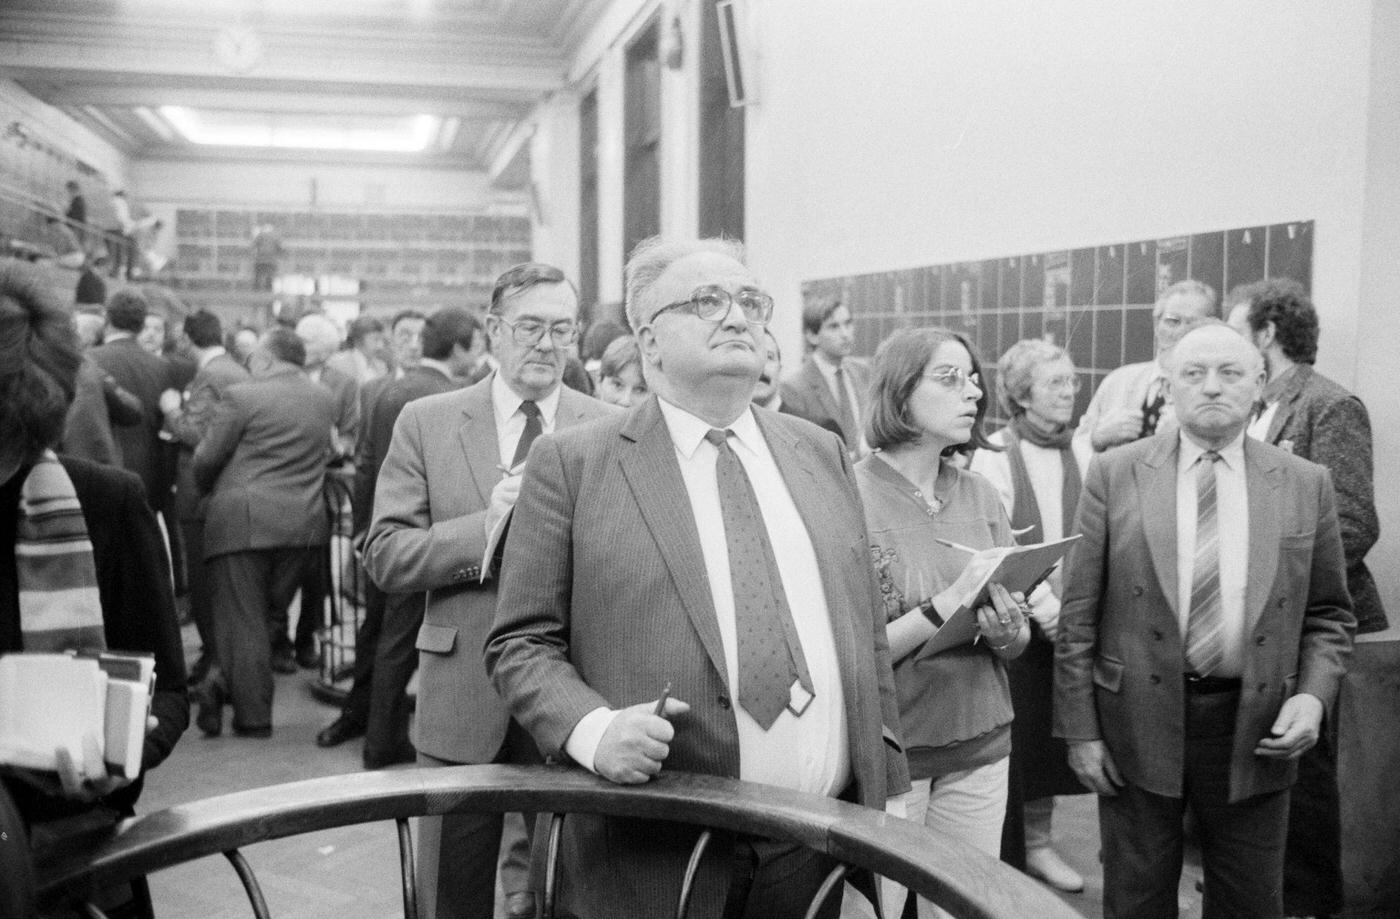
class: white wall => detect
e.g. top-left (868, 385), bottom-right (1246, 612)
top-left (556, 0), bottom-right (1399, 614)
top-left (131, 157), bottom-right (524, 213)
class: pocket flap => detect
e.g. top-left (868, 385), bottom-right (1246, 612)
top-left (881, 723), bottom-right (904, 754)
top-left (415, 624), bottom-right (457, 654)
top-left (1092, 655), bottom-right (1125, 693)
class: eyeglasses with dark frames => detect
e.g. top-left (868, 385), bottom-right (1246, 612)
top-left (652, 285), bottom-right (774, 325)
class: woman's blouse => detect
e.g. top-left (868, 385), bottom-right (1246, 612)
top-left (854, 453), bottom-right (1016, 780)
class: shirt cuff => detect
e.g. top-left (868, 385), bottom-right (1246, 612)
top-left (563, 707), bottom-right (618, 774)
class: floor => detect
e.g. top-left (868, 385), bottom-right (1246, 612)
top-left (138, 619), bottom-right (1400, 918)
top-left (135, 623), bottom-right (1218, 919)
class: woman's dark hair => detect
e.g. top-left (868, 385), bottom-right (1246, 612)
top-left (0, 261), bottom-right (84, 463)
top-left (865, 326), bottom-right (995, 457)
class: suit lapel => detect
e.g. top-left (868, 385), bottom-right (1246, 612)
top-left (458, 379), bottom-right (500, 505)
top-left (803, 357), bottom-right (840, 422)
top-left (1263, 366), bottom-right (1309, 445)
top-left (1243, 439), bottom-right (1282, 632)
top-left (617, 399), bottom-right (731, 690)
top-left (1137, 433), bottom-right (1181, 618)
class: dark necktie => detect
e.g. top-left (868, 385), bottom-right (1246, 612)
top-left (705, 428), bottom-right (814, 729)
top-left (1140, 377), bottom-right (1167, 438)
top-left (1185, 451), bottom-right (1225, 675)
top-left (834, 365), bottom-right (858, 448)
top-left (511, 400), bottom-right (542, 469)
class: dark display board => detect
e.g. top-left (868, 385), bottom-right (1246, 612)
top-left (801, 220), bottom-right (1313, 422)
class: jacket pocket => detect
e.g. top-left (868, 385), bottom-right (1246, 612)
top-left (1279, 533), bottom-right (1314, 551)
top-left (415, 624), bottom-right (457, 655)
top-left (1092, 655), bottom-right (1125, 693)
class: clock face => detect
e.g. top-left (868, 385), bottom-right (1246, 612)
top-left (213, 25), bottom-right (263, 74)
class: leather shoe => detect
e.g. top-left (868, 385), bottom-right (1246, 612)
top-left (316, 716), bottom-right (365, 748)
top-left (1025, 846), bottom-right (1084, 893)
top-left (362, 743), bottom-right (415, 770)
top-left (504, 891), bottom-right (537, 919)
top-left (271, 649), bottom-right (297, 675)
top-left (192, 682), bottom-right (223, 737)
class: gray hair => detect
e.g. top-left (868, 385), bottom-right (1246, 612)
top-left (623, 236), bottom-right (746, 331)
top-left (295, 313), bottom-right (342, 352)
top-left (996, 338), bottom-right (1070, 418)
top-left (1155, 279), bottom-right (1218, 317)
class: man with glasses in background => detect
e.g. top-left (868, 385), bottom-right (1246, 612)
top-left (1075, 279), bottom-right (1218, 453)
top-left (486, 237), bottom-right (907, 919)
top-left (364, 265), bottom-right (615, 919)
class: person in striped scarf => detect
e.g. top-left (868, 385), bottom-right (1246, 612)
top-left (0, 260), bottom-right (188, 918)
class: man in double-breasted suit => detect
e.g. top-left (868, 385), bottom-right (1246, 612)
top-left (485, 237), bottom-right (908, 919)
top-left (1054, 323), bottom-right (1354, 919)
top-left (193, 328), bottom-right (336, 737)
top-left (364, 265), bottom-right (615, 919)
top-left (160, 309), bottom-right (249, 686)
top-left (777, 300), bottom-right (870, 454)
top-left (1227, 278), bottom-right (1385, 918)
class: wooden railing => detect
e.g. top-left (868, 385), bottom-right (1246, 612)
top-left (33, 765), bottom-right (1082, 919)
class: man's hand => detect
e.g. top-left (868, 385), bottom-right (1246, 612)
top-left (1091, 407), bottom-right (1144, 451)
top-left (593, 697), bottom-right (691, 785)
top-left (1255, 693), bottom-right (1324, 760)
top-left (1067, 739), bottom-right (1124, 796)
top-left (484, 474), bottom-right (523, 542)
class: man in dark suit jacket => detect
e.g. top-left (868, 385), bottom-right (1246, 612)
top-left (366, 266), bottom-right (615, 919)
top-left (1227, 279), bottom-right (1384, 918)
top-left (88, 289), bottom-right (173, 509)
top-left (317, 309), bottom-right (484, 769)
top-left (1055, 323), bottom-right (1355, 919)
top-left (193, 329), bottom-right (336, 737)
top-left (485, 238), bottom-right (908, 919)
top-left (158, 310), bottom-right (249, 687)
top-left (777, 299), bottom-right (870, 455)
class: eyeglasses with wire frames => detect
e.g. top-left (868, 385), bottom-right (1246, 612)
top-left (651, 285), bottom-right (774, 325)
top-left (493, 315), bottom-right (579, 348)
top-left (922, 366), bottom-right (982, 391)
top-left (1035, 373), bottom-right (1082, 394)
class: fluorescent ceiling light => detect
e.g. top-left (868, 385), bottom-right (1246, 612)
top-left (159, 107), bottom-right (438, 152)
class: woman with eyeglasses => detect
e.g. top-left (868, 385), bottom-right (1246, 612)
top-left (967, 339), bottom-right (1092, 894)
top-left (853, 327), bottom-right (1035, 919)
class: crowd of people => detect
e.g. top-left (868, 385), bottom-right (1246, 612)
top-left (0, 229), bottom-right (1381, 919)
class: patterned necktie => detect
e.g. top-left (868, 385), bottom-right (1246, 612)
top-left (834, 365), bottom-right (858, 449)
top-left (510, 400), bottom-right (542, 469)
top-left (1140, 377), bottom-right (1167, 438)
top-left (1185, 450), bottom-right (1225, 675)
top-left (706, 428), bottom-right (814, 729)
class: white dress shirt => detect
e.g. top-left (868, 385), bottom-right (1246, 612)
top-left (566, 398), bottom-right (851, 797)
top-left (1176, 431), bottom-right (1250, 677)
top-left (491, 372), bottom-right (562, 469)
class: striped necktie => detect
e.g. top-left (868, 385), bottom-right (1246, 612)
top-left (1184, 450), bottom-right (1224, 675)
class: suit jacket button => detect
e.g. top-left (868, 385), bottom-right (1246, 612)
top-left (1152, 629), bottom-right (1164, 641)
top-left (1256, 635), bottom-right (1267, 645)
top-left (1149, 674), bottom-right (1161, 684)
top-left (1257, 682), bottom-right (1268, 693)
top-left (1278, 598), bottom-right (1287, 608)
top-left (717, 695), bottom-right (731, 710)
top-left (1132, 586), bottom-right (1144, 597)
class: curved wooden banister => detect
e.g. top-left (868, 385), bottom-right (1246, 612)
top-left (35, 765), bottom-right (1082, 919)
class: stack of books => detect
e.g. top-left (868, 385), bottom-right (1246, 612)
top-left (0, 650), bottom-right (156, 779)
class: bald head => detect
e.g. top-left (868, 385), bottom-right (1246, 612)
top-left (1167, 322), bottom-right (1265, 449)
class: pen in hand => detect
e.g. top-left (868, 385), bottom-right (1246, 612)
top-left (653, 681), bottom-right (673, 718)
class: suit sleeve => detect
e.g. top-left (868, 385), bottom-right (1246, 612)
top-left (1054, 453), bottom-right (1109, 741)
top-left (192, 388), bottom-right (246, 494)
top-left (485, 434), bottom-right (612, 760)
top-left (362, 402), bottom-right (491, 593)
top-left (1308, 396), bottom-right (1379, 568)
top-left (101, 374), bottom-right (143, 427)
top-left (1296, 468), bottom-right (1357, 709)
